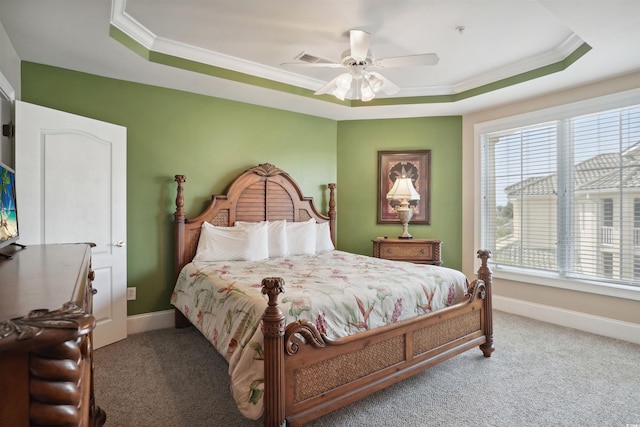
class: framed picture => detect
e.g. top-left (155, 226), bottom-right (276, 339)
top-left (377, 150), bottom-right (431, 224)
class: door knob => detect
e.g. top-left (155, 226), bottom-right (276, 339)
top-left (115, 240), bottom-right (126, 247)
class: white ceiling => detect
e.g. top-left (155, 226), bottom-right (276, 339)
top-left (0, 0), bottom-right (638, 120)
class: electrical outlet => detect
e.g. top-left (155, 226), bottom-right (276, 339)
top-left (127, 287), bottom-right (136, 301)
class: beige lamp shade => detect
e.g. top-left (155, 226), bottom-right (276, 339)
top-left (386, 177), bottom-right (420, 201)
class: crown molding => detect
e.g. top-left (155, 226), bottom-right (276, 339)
top-left (109, 0), bottom-right (592, 105)
top-left (110, 0), bottom-right (324, 91)
top-left (0, 70), bottom-right (15, 101)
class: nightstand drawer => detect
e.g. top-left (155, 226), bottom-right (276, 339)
top-left (372, 238), bottom-right (442, 265)
top-left (382, 243), bottom-right (433, 260)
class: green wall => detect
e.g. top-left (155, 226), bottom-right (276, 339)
top-left (21, 61), bottom-right (463, 315)
top-left (336, 117), bottom-right (463, 270)
top-left (21, 62), bottom-right (337, 315)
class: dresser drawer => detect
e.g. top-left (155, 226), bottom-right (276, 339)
top-left (372, 238), bottom-right (442, 265)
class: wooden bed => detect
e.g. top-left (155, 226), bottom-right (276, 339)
top-left (173, 163), bottom-right (494, 427)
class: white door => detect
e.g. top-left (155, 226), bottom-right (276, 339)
top-left (15, 101), bottom-right (127, 349)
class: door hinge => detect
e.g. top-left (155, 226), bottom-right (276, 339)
top-left (2, 121), bottom-right (14, 138)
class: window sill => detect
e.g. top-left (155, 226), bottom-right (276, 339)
top-left (491, 266), bottom-right (640, 301)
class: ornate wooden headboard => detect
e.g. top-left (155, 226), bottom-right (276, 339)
top-left (174, 163), bottom-right (336, 276)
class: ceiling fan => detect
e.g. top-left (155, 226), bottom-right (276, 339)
top-left (283, 29), bottom-right (439, 102)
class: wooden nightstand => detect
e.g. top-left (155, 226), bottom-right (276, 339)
top-left (372, 237), bottom-right (442, 265)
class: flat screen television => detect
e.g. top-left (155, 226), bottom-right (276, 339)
top-left (0, 160), bottom-right (19, 253)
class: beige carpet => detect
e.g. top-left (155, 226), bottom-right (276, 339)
top-left (94, 311), bottom-right (640, 426)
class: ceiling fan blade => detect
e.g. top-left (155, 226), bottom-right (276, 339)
top-left (281, 62), bottom-right (345, 69)
top-left (314, 75), bottom-right (340, 95)
top-left (350, 29), bottom-right (371, 61)
top-left (375, 53), bottom-right (439, 68)
top-left (368, 72), bottom-right (400, 95)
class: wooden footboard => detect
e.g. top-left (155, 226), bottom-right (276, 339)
top-left (261, 250), bottom-right (493, 427)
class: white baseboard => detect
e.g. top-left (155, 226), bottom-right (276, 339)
top-left (127, 309), bottom-right (175, 335)
top-left (126, 302), bottom-right (640, 346)
top-left (494, 296), bottom-right (640, 345)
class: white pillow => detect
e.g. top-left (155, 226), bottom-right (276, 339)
top-left (235, 220), bottom-right (288, 258)
top-left (286, 218), bottom-right (317, 256)
top-left (316, 222), bottom-right (335, 253)
top-left (267, 220), bottom-right (288, 258)
top-left (194, 221), bottom-right (268, 262)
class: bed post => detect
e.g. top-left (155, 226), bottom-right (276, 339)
top-left (174, 175), bottom-right (186, 271)
top-left (328, 183), bottom-right (336, 246)
top-left (477, 249), bottom-right (494, 357)
top-left (261, 277), bottom-right (286, 427)
top-left (174, 175), bottom-right (191, 329)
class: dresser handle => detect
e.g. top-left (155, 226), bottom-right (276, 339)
top-left (90, 286), bottom-right (98, 295)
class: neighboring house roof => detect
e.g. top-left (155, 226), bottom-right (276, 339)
top-left (505, 142), bottom-right (640, 197)
top-left (493, 241), bottom-right (557, 270)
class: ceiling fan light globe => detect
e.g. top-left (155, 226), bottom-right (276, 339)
top-left (360, 83), bottom-right (375, 101)
top-left (336, 73), bottom-right (353, 90)
top-left (332, 86), bottom-right (350, 101)
top-left (361, 92), bottom-right (375, 102)
top-left (368, 75), bottom-right (384, 93)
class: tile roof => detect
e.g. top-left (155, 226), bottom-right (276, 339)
top-left (505, 142), bottom-right (640, 196)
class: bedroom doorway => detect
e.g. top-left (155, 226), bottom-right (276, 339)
top-left (14, 101), bottom-right (127, 349)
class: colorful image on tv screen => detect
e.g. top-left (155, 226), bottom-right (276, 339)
top-left (0, 164), bottom-right (18, 244)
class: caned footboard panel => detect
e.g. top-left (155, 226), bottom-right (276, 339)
top-left (292, 335), bottom-right (406, 403)
top-left (284, 299), bottom-right (486, 426)
top-left (413, 309), bottom-right (481, 356)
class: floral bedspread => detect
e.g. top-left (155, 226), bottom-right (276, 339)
top-left (170, 250), bottom-right (470, 420)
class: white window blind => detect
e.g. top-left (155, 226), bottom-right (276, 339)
top-left (481, 104), bottom-right (640, 287)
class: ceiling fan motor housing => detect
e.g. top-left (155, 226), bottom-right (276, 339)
top-left (341, 49), bottom-right (372, 67)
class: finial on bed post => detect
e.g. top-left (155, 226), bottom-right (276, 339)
top-left (477, 249), bottom-right (494, 357)
top-left (261, 277), bottom-right (286, 427)
top-left (174, 175), bottom-right (186, 222)
top-left (476, 249), bottom-right (491, 285)
top-left (328, 183), bottom-right (337, 246)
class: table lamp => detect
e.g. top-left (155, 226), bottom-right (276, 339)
top-left (386, 176), bottom-right (420, 239)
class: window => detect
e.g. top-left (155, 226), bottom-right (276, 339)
top-left (602, 252), bottom-right (613, 278)
top-left (602, 199), bottom-right (613, 245)
top-left (480, 97), bottom-right (640, 288)
top-left (634, 198), bottom-right (640, 247)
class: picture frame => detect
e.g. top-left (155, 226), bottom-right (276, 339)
top-left (377, 150), bottom-right (431, 224)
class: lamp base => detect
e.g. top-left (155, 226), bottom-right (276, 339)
top-left (395, 205), bottom-right (414, 240)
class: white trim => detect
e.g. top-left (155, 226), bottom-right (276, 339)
top-left (109, 0), bottom-right (592, 99)
top-left (475, 88), bottom-right (640, 134)
top-left (127, 309), bottom-right (175, 335)
top-left (453, 33), bottom-right (586, 94)
top-left (493, 269), bottom-right (640, 301)
top-left (127, 302), bottom-right (640, 346)
top-left (494, 296), bottom-right (640, 345)
top-left (110, 0), bottom-right (323, 91)
top-left (110, 0), bottom-right (156, 48)
top-left (474, 88), bottom-right (640, 298)
top-left (0, 70), bottom-right (15, 101)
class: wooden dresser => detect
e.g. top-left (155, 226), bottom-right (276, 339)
top-left (372, 237), bottom-right (442, 265)
top-left (0, 243), bottom-right (106, 427)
